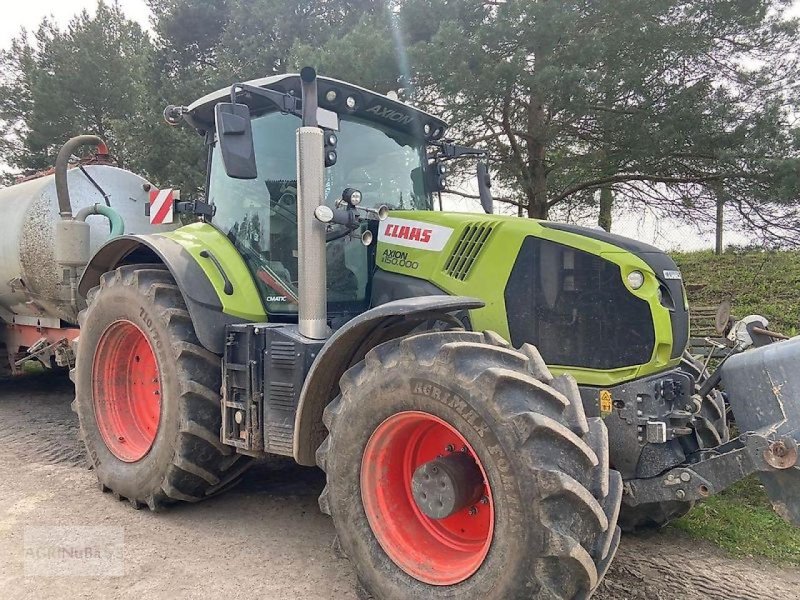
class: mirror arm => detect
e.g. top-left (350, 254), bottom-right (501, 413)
top-left (229, 83), bottom-right (302, 118)
top-left (431, 141), bottom-right (487, 161)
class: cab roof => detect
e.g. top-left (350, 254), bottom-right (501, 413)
top-left (185, 73), bottom-right (447, 141)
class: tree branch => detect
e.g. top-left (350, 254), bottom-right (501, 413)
top-left (549, 172), bottom-right (734, 207)
top-left (442, 188), bottom-right (521, 206)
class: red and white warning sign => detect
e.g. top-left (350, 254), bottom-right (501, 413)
top-left (149, 188), bottom-right (179, 225)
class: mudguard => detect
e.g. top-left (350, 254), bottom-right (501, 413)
top-left (293, 295), bottom-right (484, 466)
top-left (721, 336), bottom-right (800, 524)
top-left (79, 233), bottom-right (255, 354)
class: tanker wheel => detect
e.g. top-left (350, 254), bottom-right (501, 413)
top-left (72, 264), bottom-right (250, 510)
top-left (618, 351), bottom-right (729, 532)
top-left (318, 331), bottom-right (622, 599)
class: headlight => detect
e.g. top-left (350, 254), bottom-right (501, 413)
top-left (627, 270), bottom-right (645, 290)
top-left (342, 188), bottom-right (362, 206)
top-left (314, 205), bottom-right (334, 223)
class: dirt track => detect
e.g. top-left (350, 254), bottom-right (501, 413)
top-left (1, 374), bottom-right (798, 599)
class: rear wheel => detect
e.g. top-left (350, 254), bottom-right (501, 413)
top-left (618, 352), bottom-right (729, 531)
top-left (73, 264), bottom-right (250, 509)
top-left (318, 331), bottom-right (622, 599)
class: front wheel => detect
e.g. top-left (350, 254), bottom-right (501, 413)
top-left (318, 331), bottom-right (622, 599)
top-left (73, 264), bottom-right (250, 510)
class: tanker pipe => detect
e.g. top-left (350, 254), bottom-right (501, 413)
top-left (75, 204), bottom-right (125, 237)
top-left (55, 135), bottom-right (109, 219)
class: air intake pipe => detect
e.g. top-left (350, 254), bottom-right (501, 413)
top-left (296, 67), bottom-right (330, 340)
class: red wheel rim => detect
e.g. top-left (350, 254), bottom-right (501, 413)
top-left (361, 411), bottom-right (494, 585)
top-left (92, 320), bottom-right (162, 462)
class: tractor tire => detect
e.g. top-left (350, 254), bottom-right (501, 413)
top-left (618, 352), bottom-right (729, 532)
top-left (318, 330), bottom-right (622, 600)
top-left (72, 264), bottom-right (250, 510)
top-left (0, 343), bottom-right (11, 378)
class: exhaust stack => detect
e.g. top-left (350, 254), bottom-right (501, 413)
top-left (296, 67), bottom-right (329, 340)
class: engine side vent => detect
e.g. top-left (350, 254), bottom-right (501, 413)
top-left (443, 224), bottom-right (495, 281)
top-left (270, 341), bottom-right (296, 368)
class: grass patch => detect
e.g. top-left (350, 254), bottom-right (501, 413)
top-left (664, 250), bottom-right (800, 564)
top-left (670, 476), bottom-right (800, 565)
top-left (673, 249), bottom-right (800, 335)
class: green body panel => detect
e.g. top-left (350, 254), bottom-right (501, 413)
top-left (156, 214), bottom-right (678, 387)
top-left (376, 211), bottom-right (680, 387)
top-left (160, 223), bottom-right (267, 321)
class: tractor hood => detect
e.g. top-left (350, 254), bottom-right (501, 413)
top-left (373, 211), bottom-right (687, 386)
top-left (184, 73), bottom-right (447, 141)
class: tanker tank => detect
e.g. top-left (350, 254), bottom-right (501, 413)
top-left (0, 164), bottom-right (176, 326)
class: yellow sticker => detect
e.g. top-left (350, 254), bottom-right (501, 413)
top-left (599, 390), bottom-right (613, 417)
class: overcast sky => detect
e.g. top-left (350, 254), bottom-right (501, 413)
top-left (0, 0), bottom-right (151, 46)
top-left (3, 1), bottom-right (799, 50)
top-left (3, 0), bottom-right (797, 44)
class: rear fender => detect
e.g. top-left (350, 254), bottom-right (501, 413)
top-left (293, 295), bottom-right (484, 465)
top-left (79, 228), bottom-right (264, 354)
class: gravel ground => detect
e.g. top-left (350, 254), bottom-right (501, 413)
top-left (1, 373), bottom-right (798, 599)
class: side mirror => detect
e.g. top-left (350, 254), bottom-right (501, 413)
top-left (214, 102), bottom-right (257, 179)
top-left (477, 162), bottom-right (494, 214)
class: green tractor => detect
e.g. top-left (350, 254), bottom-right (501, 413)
top-left (72, 68), bottom-right (800, 599)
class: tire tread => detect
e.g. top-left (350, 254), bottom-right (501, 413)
top-left (74, 264), bottom-right (250, 510)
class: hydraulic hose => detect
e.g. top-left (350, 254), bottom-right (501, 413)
top-left (55, 135), bottom-right (109, 219)
top-left (75, 203), bottom-right (125, 237)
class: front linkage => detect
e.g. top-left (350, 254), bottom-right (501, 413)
top-left (623, 335), bottom-right (800, 524)
top-left (626, 431), bottom-right (798, 507)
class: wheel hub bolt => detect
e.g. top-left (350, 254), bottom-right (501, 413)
top-left (468, 506), bottom-right (478, 516)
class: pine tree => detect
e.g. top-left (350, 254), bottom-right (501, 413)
top-left (0, 2), bottom-right (151, 176)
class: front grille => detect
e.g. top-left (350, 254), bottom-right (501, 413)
top-left (504, 236), bottom-right (655, 370)
top-left (443, 224), bottom-right (496, 281)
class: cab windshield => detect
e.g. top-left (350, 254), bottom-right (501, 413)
top-left (208, 110), bottom-right (429, 316)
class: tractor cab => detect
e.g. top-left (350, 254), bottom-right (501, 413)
top-left (181, 73), bottom-right (449, 322)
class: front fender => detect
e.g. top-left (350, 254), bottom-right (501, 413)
top-left (293, 295), bottom-right (484, 465)
top-left (79, 224), bottom-right (266, 354)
